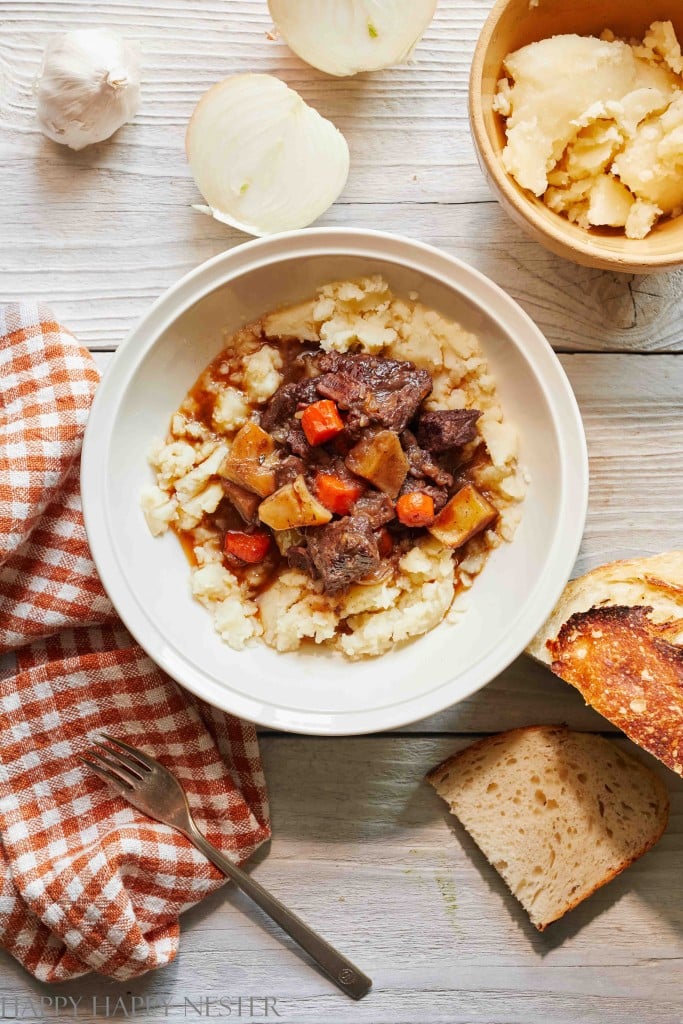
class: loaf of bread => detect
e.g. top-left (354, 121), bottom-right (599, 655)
top-left (527, 551), bottom-right (683, 775)
top-left (427, 725), bottom-right (669, 931)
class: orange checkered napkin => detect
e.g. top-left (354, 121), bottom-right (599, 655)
top-left (0, 304), bottom-right (270, 982)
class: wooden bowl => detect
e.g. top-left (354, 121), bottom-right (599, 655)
top-left (470, 0), bottom-right (683, 273)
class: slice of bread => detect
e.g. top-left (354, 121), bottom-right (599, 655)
top-left (547, 607), bottom-right (683, 775)
top-left (526, 550), bottom-right (683, 667)
top-left (526, 551), bottom-right (683, 775)
top-left (427, 725), bottom-right (669, 931)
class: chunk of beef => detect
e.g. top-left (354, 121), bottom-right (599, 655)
top-left (398, 475), bottom-right (449, 513)
top-left (284, 422), bottom-right (333, 467)
top-left (415, 409), bottom-right (481, 452)
top-left (315, 352), bottom-right (431, 436)
top-left (448, 448), bottom-right (489, 492)
top-left (313, 371), bottom-right (366, 410)
top-left (220, 481), bottom-right (261, 524)
top-left (306, 515), bottom-right (380, 594)
top-left (260, 378), bottom-right (320, 440)
top-left (297, 377), bottom-right (323, 405)
top-left (259, 382), bottom-right (297, 437)
top-left (352, 490), bottom-right (395, 528)
top-left (325, 456), bottom-right (366, 488)
top-left (401, 430), bottom-right (453, 489)
top-left (287, 545), bottom-right (318, 578)
top-left (285, 422), bottom-right (313, 459)
top-left (275, 454), bottom-right (306, 488)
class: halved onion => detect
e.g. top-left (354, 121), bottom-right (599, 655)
top-left (268, 0), bottom-right (438, 77)
top-left (186, 74), bottom-right (350, 236)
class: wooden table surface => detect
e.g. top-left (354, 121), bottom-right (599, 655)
top-left (3, 1), bottom-right (683, 1021)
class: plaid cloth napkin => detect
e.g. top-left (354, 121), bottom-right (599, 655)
top-left (0, 303), bottom-right (270, 982)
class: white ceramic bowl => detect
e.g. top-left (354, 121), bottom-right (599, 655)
top-left (81, 229), bottom-right (588, 735)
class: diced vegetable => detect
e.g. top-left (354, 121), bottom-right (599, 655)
top-left (301, 400), bottom-right (344, 446)
top-left (224, 530), bottom-right (271, 564)
top-left (315, 472), bottom-right (363, 515)
top-left (273, 528), bottom-right (304, 555)
top-left (376, 527), bottom-right (394, 558)
top-left (396, 491), bottom-right (435, 527)
top-left (221, 421), bottom-right (277, 498)
top-left (258, 475), bottom-right (333, 531)
top-left (345, 430), bottom-right (409, 498)
top-left (428, 484), bottom-right (497, 548)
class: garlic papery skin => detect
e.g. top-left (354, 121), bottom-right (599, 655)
top-left (267, 0), bottom-right (438, 77)
top-left (35, 28), bottom-right (141, 150)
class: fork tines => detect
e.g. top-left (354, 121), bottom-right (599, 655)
top-left (80, 735), bottom-right (153, 792)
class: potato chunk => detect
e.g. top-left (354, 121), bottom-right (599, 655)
top-left (221, 421), bottom-right (277, 498)
top-left (258, 475), bottom-right (332, 531)
top-left (428, 484), bottom-right (497, 548)
top-left (346, 430), bottom-right (409, 499)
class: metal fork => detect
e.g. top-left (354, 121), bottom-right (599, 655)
top-left (81, 735), bottom-right (371, 1001)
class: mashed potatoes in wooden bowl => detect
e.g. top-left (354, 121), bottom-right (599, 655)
top-left (141, 277), bottom-right (525, 660)
top-left (494, 20), bottom-right (683, 239)
top-left (470, 0), bottom-right (683, 271)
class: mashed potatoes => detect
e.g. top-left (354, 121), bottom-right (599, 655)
top-left (142, 277), bottom-right (526, 659)
top-left (494, 21), bottom-right (683, 238)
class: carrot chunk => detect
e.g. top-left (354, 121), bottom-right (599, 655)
top-left (376, 527), bottom-right (394, 558)
top-left (224, 530), bottom-right (271, 564)
top-left (301, 400), bottom-right (344, 446)
top-left (315, 473), bottom-right (363, 516)
top-left (396, 491), bottom-right (435, 527)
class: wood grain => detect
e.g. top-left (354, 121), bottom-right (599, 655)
top-left (2, 1), bottom-right (683, 352)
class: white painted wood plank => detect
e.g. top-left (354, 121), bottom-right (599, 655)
top-left (1, 0), bottom-right (486, 202)
top-left (5, 199), bottom-right (683, 355)
top-left (2, 1), bottom-right (683, 353)
top-left (2, 737), bottom-right (681, 1023)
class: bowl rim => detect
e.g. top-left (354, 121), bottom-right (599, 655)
top-left (468, 0), bottom-right (683, 273)
top-left (81, 227), bottom-right (589, 735)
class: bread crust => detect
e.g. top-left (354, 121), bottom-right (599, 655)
top-left (549, 606), bottom-right (683, 775)
top-left (426, 723), bottom-right (567, 787)
top-left (527, 550), bottom-right (683, 665)
top-left (526, 551), bottom-right (683, 775)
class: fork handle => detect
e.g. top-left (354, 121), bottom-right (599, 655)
top-left (186, 824), bottom-right (372, 1001)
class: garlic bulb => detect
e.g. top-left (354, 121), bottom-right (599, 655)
top-left (267, 0), bottom-right (438, 77)
top-left (35, 29), bottom-right (141, 150)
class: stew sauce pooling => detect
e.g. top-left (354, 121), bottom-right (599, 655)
top-left (182, 339), bottom-right (497, 596)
